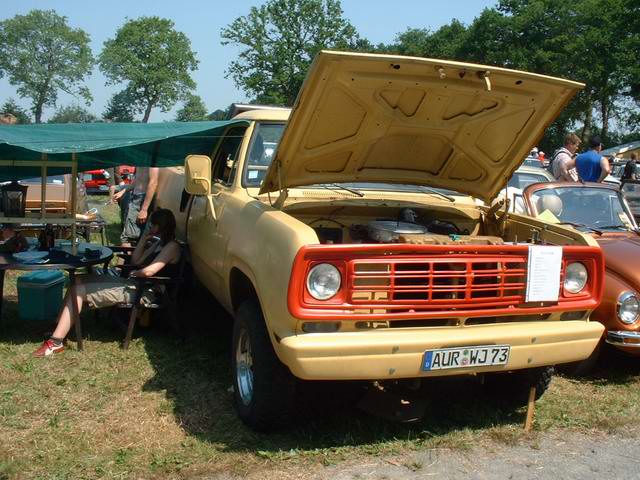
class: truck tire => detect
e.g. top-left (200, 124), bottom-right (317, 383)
top-left (484, 366), bottom-right (554, 407)
top-left (232, 299), bottom-right (296, 431)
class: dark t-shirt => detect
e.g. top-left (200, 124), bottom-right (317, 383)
top-left (576, 150), bottom-right (603, 182)
top-left (622, 160), bottom-right (637, 181)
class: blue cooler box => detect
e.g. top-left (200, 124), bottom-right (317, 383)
top-left (17, 270), bottom-right (65, 321)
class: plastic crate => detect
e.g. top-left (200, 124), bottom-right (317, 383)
top-left (17, 270), bottom-right (65, 321)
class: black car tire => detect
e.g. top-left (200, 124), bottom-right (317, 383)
top-left (231, 299), bottom-right (296, 431)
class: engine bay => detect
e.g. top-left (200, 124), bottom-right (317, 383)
top-left (288, 203), bottom-right (504, 245)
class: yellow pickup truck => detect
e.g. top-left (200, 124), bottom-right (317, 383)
top-left (156, 51), bottom-right (604, 431)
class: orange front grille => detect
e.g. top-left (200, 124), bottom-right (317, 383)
top-left (288, 244), bottom-right (604, 321)
top-left (350, 255), bottom-right (528, 308)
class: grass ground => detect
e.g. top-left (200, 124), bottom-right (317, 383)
top-left (1, 197), bottom-right (640, 479)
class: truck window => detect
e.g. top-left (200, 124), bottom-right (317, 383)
top-left (212, 126), bottom-right (247, 185)
top-left (243, 122), bottom-right (286, 187)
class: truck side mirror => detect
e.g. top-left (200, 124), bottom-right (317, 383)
top-left (185, 155), bottom-right (212, 195)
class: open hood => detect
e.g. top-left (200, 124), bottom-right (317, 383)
top-left (260, 51), bottom-right (583, 201)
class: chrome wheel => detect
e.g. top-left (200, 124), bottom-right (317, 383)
top-left (235, 327), bottom-right (254, 406)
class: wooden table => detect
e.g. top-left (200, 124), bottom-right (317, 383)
top-left (0, 243), bottom-right (113, 351)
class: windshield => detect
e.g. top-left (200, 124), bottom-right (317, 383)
top-left (531, 186), bottom-right (635, 231)
top-left (508, 171), bottom-right (550, 190)
top-left (243, 122), bottom-right (286, 187)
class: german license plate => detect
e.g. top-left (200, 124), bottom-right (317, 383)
top-left (422, 345), bottom-right (510, 371)
top-left (99, 185), bottom-right (109, 191)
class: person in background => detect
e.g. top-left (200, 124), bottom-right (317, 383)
top-left (551, 133), bottom-right (581, 181)
top-left (113, 166), bottom-right (159, 246)
top-left (32, 209), bottom-right (180, 357)
top-left (576, 136), bottom-right (611, 183)
top-left (622, 153), bottom-right (638, 182)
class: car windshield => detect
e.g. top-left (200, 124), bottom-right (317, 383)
top-left (508, 171), bottom-right (549, 190)
top-left (531, 186), bottom-right (635, 231)
top-left (242, 122), bottom-right (466, 197)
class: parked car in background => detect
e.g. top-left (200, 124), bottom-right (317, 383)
top-left (522, 182), bottom-right (640, 372)
top-left (621, 180), bottom-right (640, 223)
top-left (496, 165), bottom-right (554, 213)
top-left (22, 174), bottom-right (87, 214)
top-left (82, 169), bottom-right (110, 194)
top-left (118, 165), bottom-right (136, 184)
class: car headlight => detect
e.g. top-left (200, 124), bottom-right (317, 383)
top-left (564, 262), bottom-right (588, 294)
top-left (618, 291), bottom-right (640, 325)
top-left (306, 263), bottom-right (341, 300)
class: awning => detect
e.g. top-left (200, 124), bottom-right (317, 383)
top-left (0, 120), bottom-right (248, 181)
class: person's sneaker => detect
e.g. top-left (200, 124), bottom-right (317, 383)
top-left (32, 339), bottom-right (65, 357)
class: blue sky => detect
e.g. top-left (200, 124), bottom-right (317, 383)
top-left (0, 0), bottom-right (496, 122)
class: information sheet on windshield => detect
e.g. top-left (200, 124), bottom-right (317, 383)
top-left (526, 245), bottom-right (562, 302)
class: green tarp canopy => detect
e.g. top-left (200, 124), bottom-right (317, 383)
top-left (0, 120), bottom-right (248, 181)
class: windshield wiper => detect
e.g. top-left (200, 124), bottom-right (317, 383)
top-left (557, 222), bottom-right (603, 235)
top-left (594, 225), bottom-right (630, 231)
top-left (322, 183), bottom-right (364, 197)
top-left (417, 186), bottom-right (455, 202)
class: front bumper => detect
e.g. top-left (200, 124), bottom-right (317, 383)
top-left (606, 330), bottom-right (640, 348)
top-left (278, 321), bottom-right (604, 380)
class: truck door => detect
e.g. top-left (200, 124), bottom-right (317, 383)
top-left (187, 126), bottom-right (247, 299)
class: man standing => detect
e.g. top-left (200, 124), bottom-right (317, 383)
top-left (622, 153), bottom-right (638, 182)
top-left (551, 133), bottom-right (581, 181)
top-left (576, 136), bottom-right (611, 183)
top-left (113, 166), bottom-right (159, 246)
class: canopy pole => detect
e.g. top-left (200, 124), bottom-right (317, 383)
top-left (71, 152), bottom-right (77, 255)
top-left (40, 153), bottom-right (47, 221)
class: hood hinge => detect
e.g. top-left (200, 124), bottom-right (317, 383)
top-left (273, 159), bottom-right (289, 209)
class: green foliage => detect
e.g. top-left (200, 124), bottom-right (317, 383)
top-left (103, 89), bottom-right (137, 123)
top-left (48, 105), bottom-right (97, 123)
top-left (387, 0), bottom-right (639, 151)
top-left (0, 98), bottom-right (31, 124)
top-left (98, 16), bottom-right (199, 123)
top-left (175, 93), bottom-right (208, 122)
top-left (0, 9), bottom-right (94, 123)
top-left (221, 0), bottom-right (362, 105)
top-left (387, 20), bottom-right (468, 60)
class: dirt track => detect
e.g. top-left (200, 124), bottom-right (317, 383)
top-left (203, 429), bottom-right (640, 480)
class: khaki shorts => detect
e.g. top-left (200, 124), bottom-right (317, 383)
top-left (80, 274), bottom-right (155, 309)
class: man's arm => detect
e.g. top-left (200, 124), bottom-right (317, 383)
top-left (559, 155), bottom-right (576, 181)
top-left (137, 167), bottom-right (159, 224)
top-left (597, 156), bottom-right (611, 182)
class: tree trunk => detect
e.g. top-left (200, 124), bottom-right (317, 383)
top-left (34, 102), bottom-right (43, 124)
top-left (581, 97), bottom-right (593, 144)
top-left (142, 102), bottom-right (153, 123)
top-left (601, 98), bottom-right (609, 143)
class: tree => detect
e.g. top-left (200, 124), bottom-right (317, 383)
top-left (389, 20), bottom-right (468, 60)
top-left (103, 89), bottom-right (136, 122)
top-left (0, 10), bottom-right (93, 123)
top-left (0, 98), bottom-right (31, 124)
top-left (48, 105), bottom-right (97, 123)
top-left (221, 0), bottom-right (363, 105)
top-left (175, 93), bottom-right (208, 121)
top-left (99, 16), bottom-right (199, 123)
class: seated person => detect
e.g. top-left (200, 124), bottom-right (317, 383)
top-left (32, 208), bottom-right (180, 357)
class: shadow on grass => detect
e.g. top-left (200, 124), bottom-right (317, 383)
top-left (140, 285), bottom-right (528, 454)
top-left (563, 345), bottom-right (640, 385)
top-left (0, 297), bottom-right (130, 346)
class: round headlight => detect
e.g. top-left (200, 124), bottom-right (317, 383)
top-left (306, 263), bottom-right (341, 300)
top-left (564, 262), bottom-right (588, 294)
top-left (618, 291), bottom-right (640, 325)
